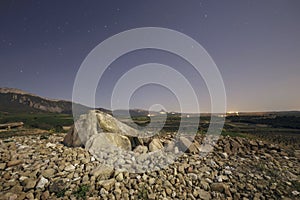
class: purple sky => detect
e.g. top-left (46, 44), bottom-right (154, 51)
top-left (0, 0), bottom-right (299, 112)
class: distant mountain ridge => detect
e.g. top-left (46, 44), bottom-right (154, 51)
top-left (1, 88), bottom-right (298, 117)
top-left (0, 88), bottom-right (150, 116)
top-left (0, 87), bottom-right (66, 102)
top-left (0, 87), bottom-right (88, 114)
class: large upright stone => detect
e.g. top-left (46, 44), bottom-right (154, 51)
top-left (63, 110), bottom-right (141, 149)
top-left (96, 111), bottom-right (139, 136)
top-left (63, 110), bottom-right (98, 147)
top-left (95, 111), bottom-right (143, 148)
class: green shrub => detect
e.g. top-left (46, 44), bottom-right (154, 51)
top-left (56, 188), bottom-right (67, 198)
top-left (73, 184), bottom-right (90, 199)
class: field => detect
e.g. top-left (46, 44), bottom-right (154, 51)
top-left (127, 112), bottom-right (300, 150)
top-left (0, 112), bottom-right (73, 133)
top-left (1, 111), bottom-right (300, 150)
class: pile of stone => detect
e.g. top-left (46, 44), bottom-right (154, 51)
top-left (63, 110), bottom-right (202, 152)
top-left (63, 110), bottom-right (203, 172)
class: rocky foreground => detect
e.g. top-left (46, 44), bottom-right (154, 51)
top-left (0, 133), bottom-right (299, 200)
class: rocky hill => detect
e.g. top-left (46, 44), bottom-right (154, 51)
top-left (0, 88), bottom-right (88, 114)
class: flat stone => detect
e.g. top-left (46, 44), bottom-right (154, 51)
top-left (199, 189), bottom-right (211, 200)
top-left (24, 179), bottom-right (37, 191)
top-left (90, 165), bottom-right (114, 180)
top-left (188, 173), bottom-right (198, 180)
top-left (210, 183), bottom-right (225, 193)
top-left (7, 160), bottom-right (23, 167)
top-left (292, 190), bottom-right (300, 196)
top-left (0, 163), bottom-right (6, 170)
top-left (64, 164), bottom-right (75, 172)
top-left (42, 168), bottom-right (56, 178)
top-left (148, 193), bottom-right (156, 200)
top-left (149, 178), bottom-right (155, 185)
top-left (98, 178), bottom-right (115, 191)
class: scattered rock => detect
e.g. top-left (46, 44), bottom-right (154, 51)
top-left (178, 136), bottom-right (200, 153)
top-left (133, 145), bottom-right (148, 154)
top-left (7, 160), bottom-right (22, 167)
top-left (292, 190), bottom-right (299, 196)
top-left (64, 164), bottom-right (75, 172)
top-left (63, 125), bottom-right (82, 147)
top-left (220, 152), bottom-right (228, 159)
top-left (0, 127), bottom-right (299, 199)
top-left (148, 193), bottom-right (156, 200)
top-left (149, 138), bottom-right (163, 152)
top-left (199, 189), bottom-right (211, 200)
top-left (0, 163), bottom-right (6, 170)
top-left (90, 165), bottom-right (114, 180)
top-left (36, 176), bottom-right (49, 189)
top-left (115, 172), bottom-right (124, 182)
top-left (149, 178), bottom-right (156, 185)
top-left (98, 179), bottom-right (115, 191)
top-left (41, 168), bottom-right (56, 178)
top-left (41, 191), bottom-right (50, 200)
top-left (210, 183), bottom-right (225, 193)
top-left (24, 179), bottom-right (37, 191)
top-left (49, 180), bottom-right (66, 193)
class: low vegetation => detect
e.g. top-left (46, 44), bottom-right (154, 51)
top-left (73, 184), bottom-right (90, 199)
top-left (0, 112), bottom-right (73, 132)
top-left (0, 111), bottom-right (299, 149)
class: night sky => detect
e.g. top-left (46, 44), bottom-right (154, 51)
top-left (1, 0), bottom-right (300, 112)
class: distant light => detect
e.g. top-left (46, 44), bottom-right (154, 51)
top-left (227, 111), bottom-right (239, 116)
